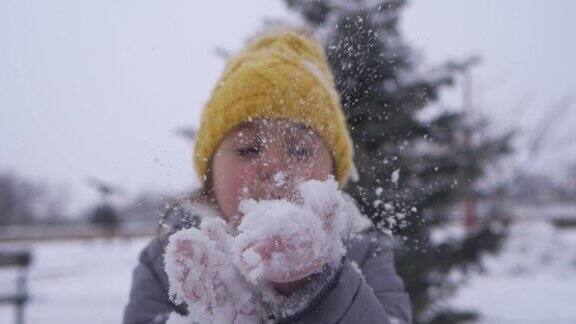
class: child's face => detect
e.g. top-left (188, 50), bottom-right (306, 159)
top-left (211, 119), bottom-right (334, 225)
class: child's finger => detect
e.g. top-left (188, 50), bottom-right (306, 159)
top-left (165, 228), bottom-right (217, 304)
top-left (173, 236), bottom-right (210, 268)
top-left (166, 227), bottom-right (262, 323)
top-left (253, 235), bottom-right (286, 261)
top-left (264, 245), bottom-right (328, 283)
top-left (200, 217), bottom-right (232, 252)
top-left (243, 234), bottom-right (328, 283)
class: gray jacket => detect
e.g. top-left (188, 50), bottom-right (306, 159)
top-left (123, 210), bottom-right (412, 324)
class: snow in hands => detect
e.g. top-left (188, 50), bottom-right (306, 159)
top-left (164, 217), bottom-right (262, 324)
top-left (232, 177), bottom-right (351, 284)
top-left (164, 177), bottom-right (362, 323)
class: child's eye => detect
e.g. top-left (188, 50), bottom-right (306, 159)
top-left (287, 146), bottom-right (312, 159)
top-left (236, 146), bottom-right (262, 158)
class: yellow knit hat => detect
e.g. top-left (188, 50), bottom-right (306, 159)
top-left (193, 30), bottom-right (354, 187)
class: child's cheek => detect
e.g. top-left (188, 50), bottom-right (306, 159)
top-left (294, 159), bottom-right (333, 183)
top-left (217, 164), bottom-right (258, 221)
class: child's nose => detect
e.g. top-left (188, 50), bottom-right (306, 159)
top-left (257, 143), bottom-right (289, 183)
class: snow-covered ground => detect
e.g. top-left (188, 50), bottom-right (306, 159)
top-left (1, 221), bottom-right (575, 324)
top-left (447, 221), bottom-right (576, 323)
top-left (0, 238), bottom-right (149, 324)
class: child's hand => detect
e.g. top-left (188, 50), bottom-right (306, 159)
top-left (164, 217), bottom-right (262, 324)
top-left (238, 231), bottom-right (331, 284)
top-left (232, 179), bottom-right (348, 286)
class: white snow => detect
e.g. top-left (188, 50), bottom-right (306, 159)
top-left (445, 221), bottom-right (576, 323)
top-left (164, 217), bottom-right (261, 324)
top-left (349, 261), bottom-right (364, 279)
top-left (233, 199), bottom-right (330, 284)
top-left (391, 169), bottom-right (400, 184)
top-left (0, 238), bottom-right (149, 324)
top-left (232, 178), bottom-right (353, 284)
top-left (272, 171), bottom-right (285, 188)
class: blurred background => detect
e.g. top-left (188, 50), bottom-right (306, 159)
top-left (1, 0), bottom-right (575, 323)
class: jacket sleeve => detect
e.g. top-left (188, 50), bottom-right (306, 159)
top-left (354, 229), bottom-right (413, 323)
top-left (123, 237), bottom-right (188, 324)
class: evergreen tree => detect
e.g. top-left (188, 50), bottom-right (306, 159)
top-left (284, 0), bottom-right (513, 322)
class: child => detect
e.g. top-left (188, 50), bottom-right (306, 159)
top-left (123, 30), bottom-right (412, 324)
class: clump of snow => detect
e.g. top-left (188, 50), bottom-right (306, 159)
top-left (232, 199), bottom-right (327, 284)
top-left (231, 177), bottom-right (356, 284)
top-left (391, 168), bottom-right (400, 184)
top-left (349, 260), bottom-right (364, 279)
top-left (164, 217), bottom-right (261, 323)
top-left (272, 171), bottom-right (285, 188)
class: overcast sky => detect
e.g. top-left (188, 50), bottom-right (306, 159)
top-left (1, 0), bottom-right (575, 214)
